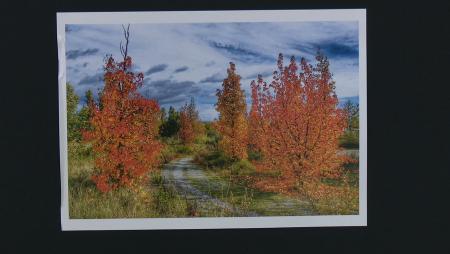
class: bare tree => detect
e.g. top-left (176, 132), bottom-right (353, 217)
top-left (120, 24), bottom-right (130, 64)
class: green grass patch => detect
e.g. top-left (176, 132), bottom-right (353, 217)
top-left (339, 130), bottom-right (359, 149)
top-left (68, 141), bottom-right (191, 219)
top-left (186, 167), bottom-right (312, 216)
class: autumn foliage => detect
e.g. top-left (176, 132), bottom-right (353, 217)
top-left (179, 98), bottom-right (199, 145)
top-left (215, 62), bottom-right (248, 160)
top-left (83, 49), bottom-right (162, 192)
top-left (249, 53), bottom-right (348, 193)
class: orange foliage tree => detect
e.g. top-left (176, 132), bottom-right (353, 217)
top-left (249, 53), bottom-right (347, 194)
top-left (179, 98), bottom-right (199, 145)
top-left (83, 26), bottom-right (162, 192)
top-left (215, 62), bottom-right (248, 160)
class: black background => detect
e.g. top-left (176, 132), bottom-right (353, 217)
top-left (2, 0), bottom-right (450, 253)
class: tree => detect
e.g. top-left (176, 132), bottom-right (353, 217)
top-left (248, 75), bottom-right (268, 155)
top-left (179, 106), bottom-right (195, 145)
top-left (343, 100), bottom-right (359, 131)
top-left (339, 100), bottom-right (359, 148)
top-left (159, 106), bottom-right (180, 137)
top-left (160, 107), bottom-right (167, 122)
top-left (215, 62), bottom-right (248, 160)
top-left (249, 53), bottom-right (347, 194)
top-left (179, 98), bottom-right (200, 144)
top-left (66, 83), bottom-right (80, 142)
top-left (78, 89), bottom-right (94, 133)
top-left (83, 25), bottom-right (163, 192)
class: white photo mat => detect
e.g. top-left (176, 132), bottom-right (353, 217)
top-left (57, 9), bottom-right (367, 230)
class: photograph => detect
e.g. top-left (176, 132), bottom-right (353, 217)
top-left (57, 9), bottom-right (367, 230)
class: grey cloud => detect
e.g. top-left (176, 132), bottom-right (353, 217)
top-left (197, 89), bottom-right (217, 104)
top-left (244, 70), bottom-right (274, 80)
top-left (209, 41), bottom-right (275, 63)
top-left (65, 25), bottom-right (81, 33)
top-left (292, 39), bottom-right (359, 59)
top-left (200, 72), bottom-right (225, 83)
top-left (190, 86), bottom-right (201, 94)
top-left (68, 66), bottom-right (80, 73)
top-left (79, 73), bottom-right (103, 86)
top-left (159, 96), bottom-right (189, 105)
top-left (66, 48), bottom-right (99, 60)
top-left (174, 66), bottom-right (189, 73)
top-left (317, 41), bottom-right (358, 58)
top-left (142, 79), bottom-right (198, 104)
top-left (145, 64), bottom-right (168, 76)
top-left (205, 61), bottom-right (215, 67)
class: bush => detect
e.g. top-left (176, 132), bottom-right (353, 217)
top-left (230, 160), bottom-right (255, 176)
top-left (175, 145), bottom-right (192, 154)
top-left (207, 151), bottom-right (232, 168)
top-left (150, 172), bottom-right (164, 185)
top-left (193, 150), bottom-right (232, 169)
top-left (339, 130), bottom-right (359, 148)
top-left (160, 137), bottom-right (195, 163)
top-left (160, 145), bottom-right (177, 163)
top-left (247, 149), bottom-right (263, 161)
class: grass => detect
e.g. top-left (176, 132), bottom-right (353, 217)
top-left (160, 137), bottom-right (193, 163)
top-left (187, 171), bottom-right (313, 216)
top-left (339, 130), bottom-right (359, 149)
top-left (68, 141), bottom-right (192, 219)
top-left (192, 144), bottom-right (359, 216)
top-left (68, 129), bottom-right (360, 218)
top-left (191, 149), bottom-right (315, 216)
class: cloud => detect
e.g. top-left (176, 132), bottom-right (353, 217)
top-left (315, 41), bottom-right (358, 59)
top-left (66, 48), bottom-right (99, 60)
top-left (200, 72), bottom-right (225, 83)
top-left (198, 103), bottom-right (218, 121)
top-left (205, 61), bottom-right (215, 67)
top-left (209, 41), bottom-right (275, 63)
top-left (142, 79), bottom-right (197, 104)
top-left (78, 73), bottom-right (103, 86)
top-left (66, 21), bottom-right (360, 121)
top-left (65, 25), bottom-right (81, 33)
top-left (145, 64), bottom-right (168, 75)
top-left (244, 70), bottom-right (274, 80)
top-left (174, 66), bottom-right (189, 73)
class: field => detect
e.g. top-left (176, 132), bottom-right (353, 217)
top-left (68, 128), bottom-right (359, 218)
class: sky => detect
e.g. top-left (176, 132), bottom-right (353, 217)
top-left (65, 22), bottom-right (359, 121)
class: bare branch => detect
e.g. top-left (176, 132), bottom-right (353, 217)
top-left (120, 24), bottom-right (130, 61)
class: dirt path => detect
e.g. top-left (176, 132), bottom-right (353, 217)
top-left (162, 157), bottom-right (313, 217)
top-left (162, 157), bottom-right (257, 216)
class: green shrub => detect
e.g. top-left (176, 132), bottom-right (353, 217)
top-left (193, 150), bottom-right (233, 169)
top-left (248, 149), bottom-right (263, 161)
top-left (339, 130), bottom-right (359, 148)
top-left (175, 145), bottom-right (192, 154)
top-left (230, 160), bottom-right (255, 176)
top-left (160, 146), bottom-right (177, 163)
top-left (150, 172), bottom-right (164, 185)
top-left (207, 151), bottom-right (232, 168)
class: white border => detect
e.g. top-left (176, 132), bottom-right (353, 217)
top-left (57, 9), bottom-right (367, 231)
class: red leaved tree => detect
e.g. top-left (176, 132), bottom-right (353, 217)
top-left (83, 25), bottom-right (163, 192)
top-left (215, 62), bottom-right (248, 160)
top-left (249, 53), bottom-right (347, 194)
top-left (179, 98), bottom-right (199, 145)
